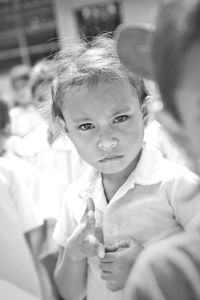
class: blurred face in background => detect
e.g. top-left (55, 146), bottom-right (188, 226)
top-left (13, 78), bottom-right (32, 106)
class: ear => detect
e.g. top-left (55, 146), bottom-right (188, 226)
top-left (141, 95), bottom-right (153, 127)
top-left (141, 103), bottom-right (149, 127)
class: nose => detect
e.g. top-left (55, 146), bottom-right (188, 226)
top-left (98, 138), bottom-right (118, 152)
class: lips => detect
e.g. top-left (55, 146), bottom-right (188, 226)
top-left (99, 155), bottom-right (123, 163)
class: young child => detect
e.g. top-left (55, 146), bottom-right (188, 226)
top-left (116, 0), bottom-right (200, 299)
top-left (0, 100), bottom-right (44, 298)
top-left (51, 36), bottom-right (200, 300)
top-left (0, 98), bottom-right (58, 300)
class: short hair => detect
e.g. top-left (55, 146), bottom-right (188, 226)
top-left (10, 64), bottom-right (31, 90)
top-left (51, 35), bottom-right (149, 122)
top-left (151, 0), bottom-right (200, 121)
top-left (0, 99), bottom-right (10, 131)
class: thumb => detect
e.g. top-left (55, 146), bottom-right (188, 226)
top-left (105, 240), bottom-right (130, 253)
top-left (86, 197), bottom-right (95, 213)
top-left (82, 198), bottom-right (96, 231)
top-left (85, 198), bottom-right (96, 232)
top-left (81, 197), bottom-right (95, 222)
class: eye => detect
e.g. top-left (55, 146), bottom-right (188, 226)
top-left (78, 123), bottom-right (95, 131)
top-left (113, 115), bottom-right (129, 124)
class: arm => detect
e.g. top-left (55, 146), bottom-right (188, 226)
top-left (25, 226), bottom-right (54, 300)
top-left (125, 232), bottom-right (200, 300)
top-left (54, 198), bottom-right (105, 300)
top-left (54, 245), bottom-right (87, 300)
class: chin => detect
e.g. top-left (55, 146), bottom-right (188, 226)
top-left (98, 163), bottom-right (128, 175)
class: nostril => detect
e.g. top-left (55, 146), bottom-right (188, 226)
top-left (98, 139), bottom-right (118, 151)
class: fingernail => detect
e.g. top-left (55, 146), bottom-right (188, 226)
top-left (87, 234), bottom-right (96, 244)
top-left (98, 247), bottom-right (105, 259)
top-left (88, 210), bottom-right (94, 218)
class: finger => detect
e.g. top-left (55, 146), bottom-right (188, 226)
top-left (85, 234), bottom-right (105, 258)
top-left (99, 261), bottom-right (113, 272)
top-left (101, 271), bottom-right (114, 281)
top-left (84, 211), bottom-right (95, 235)
top-left (118, 240), bottom-right (130, 249)
top-left (86, 210), bottom-right (95, 227)
top-left (86, 197), bottom-right (95, 212)
top-left (105, 243), bottom-right (119, 253)
top-left (85, 234), bottom-right (97, 245)
top-left (106, 280), bottom-right (121, 292)
top-left (105, 240), bottom-right (130, 253)
top-left (97, 242), bottom-right (105, 259)
top-left (100, 252), bottom-right (115, 263)
top-left (81, 198), bottom-right (95, 222)
top-left (83, 235), bottom-right (101, 257)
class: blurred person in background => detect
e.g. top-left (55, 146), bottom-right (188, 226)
top-left (14, 59), bottom-right (87, 300)
top-left (0, 98), bottom-right (41, 195)
top-left (16, 58), bottom-right (87, 222)
top-left (117, 0), bottom-right (200, 299)
top-left (9, 64), bottom-right (43, 137)
top-left (0, 97), bottom-right (58, 300)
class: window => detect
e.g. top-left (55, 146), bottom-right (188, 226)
top-left (75, 1), bottom-right (122, 42)
top-left (0, 0), bottom-right (58, 71)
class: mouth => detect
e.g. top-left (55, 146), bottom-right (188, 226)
top-left (99, 155), bottom-right (123, 163)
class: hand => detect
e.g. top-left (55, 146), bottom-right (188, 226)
top-left (99, 239), bottom-right (143, 291)
top-left (67, 198), bottom-right (105, 261)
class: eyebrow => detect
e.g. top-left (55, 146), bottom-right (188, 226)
top-left (111, 106), bottom-right (132, 116)
top-left (72, 117), bottom-right (92, 123)
top-left (72, 106), bottom-right (133, 123)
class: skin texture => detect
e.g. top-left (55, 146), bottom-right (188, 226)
top-left (63, 80), bottom-right (144, 195)
top-left (54, 80), bottom-right (145, 298)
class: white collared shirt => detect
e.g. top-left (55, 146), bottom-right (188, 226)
top-left (53, 144), bottom-right (200, 300)
top-left (0, 158), bottom-right (43, 297)
top-left (0, 158), bottom-right (43, 233)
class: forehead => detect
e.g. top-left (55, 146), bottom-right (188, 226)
top-left (62, 80), bottom-right (139, 116)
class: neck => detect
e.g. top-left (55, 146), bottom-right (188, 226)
top-left (102, 149), bottom-right (142, 202)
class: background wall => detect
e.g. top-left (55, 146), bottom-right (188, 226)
top-left (0, 0), bottom-right (159, 101)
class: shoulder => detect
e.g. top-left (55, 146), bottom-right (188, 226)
top-left (156, 157), bottom-right (200, 204)
top-left (137, 144), bottom-right (199, 189)
top-left (160, 157), bottom-right (199, 183)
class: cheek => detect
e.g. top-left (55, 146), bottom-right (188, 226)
top-left (123, 118), bottom-right (144, 143)
top-left (70, 134), bottom-right (96, 160)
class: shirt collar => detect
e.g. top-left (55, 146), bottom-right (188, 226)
top-left (79, 144), bottom-right (163, 206)
top-left (78, 167), bottom-right (107, 213)
top-left (111, 143), bottom-right (163, 203)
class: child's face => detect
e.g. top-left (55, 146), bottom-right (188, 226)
top-left (13, 79), bottom-right (32, 106)
top-left (174, 42), bottom-right (200, 158)
top-left (62, 80), bottom-right (144, 175)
